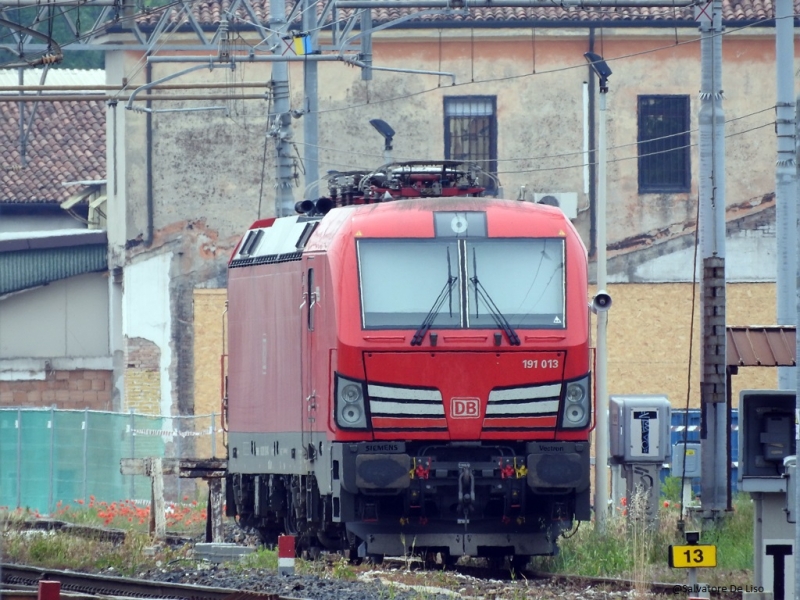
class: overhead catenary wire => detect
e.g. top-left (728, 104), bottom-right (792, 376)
top-left (678, 186), bottom-right (702, 526)
top-left (0, 7), bottom-right (789, 105)
top-left (283, 112), bottom-right (776, 176)
top-left (0, 2), bottom-right (788, 182)
top-left (310, 14), bottom-right (791, 116)
top-left (0, 0), bottom-right (188, 68)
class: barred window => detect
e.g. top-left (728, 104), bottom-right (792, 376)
top-left (638, 95), bottom-right (690, 193)
top-left (444, 96), bottom-right (497, 192)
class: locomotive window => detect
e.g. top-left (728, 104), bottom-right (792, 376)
top-left (358, 238), bottom-right (566, 330)
top-left (358, 240), bottom-right (461, 329)
top-left (307, 268), bottom-right (315, 331)
top-left (239, 229), bottom-right (264, 257)
top-left (466, 239), bottom-right (565, 329)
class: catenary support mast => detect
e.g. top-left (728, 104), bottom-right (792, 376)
top-left (698, 0), bottom-right (728, 517)
top-left (775, 0), bottom-right (796, 390)
top-left (269, 0), bottom-right (296, 217)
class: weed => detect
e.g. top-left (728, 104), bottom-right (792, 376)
top-left (331, 555), bottom-right (357, 580)
top-left (533, 491), bottom-right (755, 589)
top-left (237, 546), bottom-right (278, 571)
top-left (628, 485), bottom-right (654, 599)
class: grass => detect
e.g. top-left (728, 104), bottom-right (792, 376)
top-left (533, 481), bottom-right (754, 589)
top-left (236, 546), bottom-right (278, 571)
top-left (2, 484), bottom-right (755, 592)
top-left (1, 526), bottom-right (160, 576)
top-left (1, 496), bottom-right (206, 576)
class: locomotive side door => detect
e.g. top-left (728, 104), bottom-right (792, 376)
top-left (300, 256), bottom-right (320, 468)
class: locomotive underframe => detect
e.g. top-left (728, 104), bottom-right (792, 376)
top-left (227, 439), bottom-right (590, 559)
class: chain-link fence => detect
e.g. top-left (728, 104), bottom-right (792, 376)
top-left (0, 408), bottom-right (224, 514)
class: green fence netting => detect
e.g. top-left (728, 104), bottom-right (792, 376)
top-left (0, 409), bottom-right (221, 514)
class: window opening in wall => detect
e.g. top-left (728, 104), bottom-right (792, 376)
top-left (444, 96), bottom-right (497, 192)
top-left (638, 95), bottom-right (690, 193)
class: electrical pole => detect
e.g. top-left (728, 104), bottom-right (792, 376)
top-left (775, 0), bottom-right (796, 391)
top-left (302, 0), bottom-right (320, 199)
top-left (269, 0), bottom-right (296, 217)
top-left (793, 76), bottom-right (800, 600)
top-left (594, 81), bottom-right (610, 531)
top-left (697, 0), bottom-right (728, 517)
top-left (583, 51), bottom-right (612, 530)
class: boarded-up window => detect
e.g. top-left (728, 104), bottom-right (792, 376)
top-left (638, 95), bottom-right (691, 193)
top-left (444, 96), bottom-right (497, 192)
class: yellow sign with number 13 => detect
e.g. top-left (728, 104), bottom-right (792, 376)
top-left (669, 544), bottom-right (717, 568)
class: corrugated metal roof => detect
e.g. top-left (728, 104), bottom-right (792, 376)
top-left (726, 326), bottom-right (796, 367)
top-left (0, 242), bottom-right (107, 296)
top-left (0, 69), bottom-right (105, 92)
top-left (0, 229), bottom-right (106, 252)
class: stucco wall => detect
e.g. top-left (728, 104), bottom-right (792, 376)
top-left (123, 253), bottom-right (172, 415)
top-left (111, 28), bottom-right (789, 255)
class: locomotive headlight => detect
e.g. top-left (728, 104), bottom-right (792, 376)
top-left (342, 384), bottom-right (362, 404)
top-left (560, 375), bottom-right (590, 429)
top-left (335, 374), bottom-right (369, 430)
top-left (566, 383), bottom-right (585, 403)
top-left (564, 404), bottom-right (586, 424)
top-left (341, 403), bottom-right (363, 424)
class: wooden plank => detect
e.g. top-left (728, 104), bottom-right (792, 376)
top-left (120, 458), bottom-right (227, 477)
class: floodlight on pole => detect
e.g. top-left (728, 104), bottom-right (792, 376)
top-left (370, 118), bottom-right (395, 163)
top-left (585, 51), bottom-right (611, 532)
top-left (584, 52), bottom-right (612, 92)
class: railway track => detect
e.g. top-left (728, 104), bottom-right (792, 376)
top-left (374, 555), bottom-right (697, 597)
top-left (2, 534), bottom-right (747, 600)
top-left (0, 564), bottom-right (298, 600)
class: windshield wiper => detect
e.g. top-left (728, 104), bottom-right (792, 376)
top-left (411, 248), bottom-right (457, 346)
top-left (470, 249), bottom-right (521, 346)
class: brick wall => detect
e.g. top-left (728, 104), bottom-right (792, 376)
top-left (0, 370), bottom-right (112, 410)
top-left (125, 336), bottom-right (162, 415)
top-left (193, 289), bottom-right (226, 456)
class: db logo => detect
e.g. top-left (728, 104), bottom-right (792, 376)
top-left (451, 397), bottom-right (480, 419)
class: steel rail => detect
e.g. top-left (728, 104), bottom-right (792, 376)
top-left (0, 564), bottom-right (287, 600)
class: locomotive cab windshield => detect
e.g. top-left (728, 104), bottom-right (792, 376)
top-left (357, 236), bottom-right (566, 331)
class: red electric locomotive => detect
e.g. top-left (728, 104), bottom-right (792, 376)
top-left (224, 162), bottom-right (591, 565)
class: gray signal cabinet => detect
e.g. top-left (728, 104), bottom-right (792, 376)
top-left (739, 389), bottom-right (796, 598)
top-left (739, 390), bottom-right (795, 488)
top-left (609, 395), bottom-right (671, 463)
top-left (672, 442), bottom-right (702, 479)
